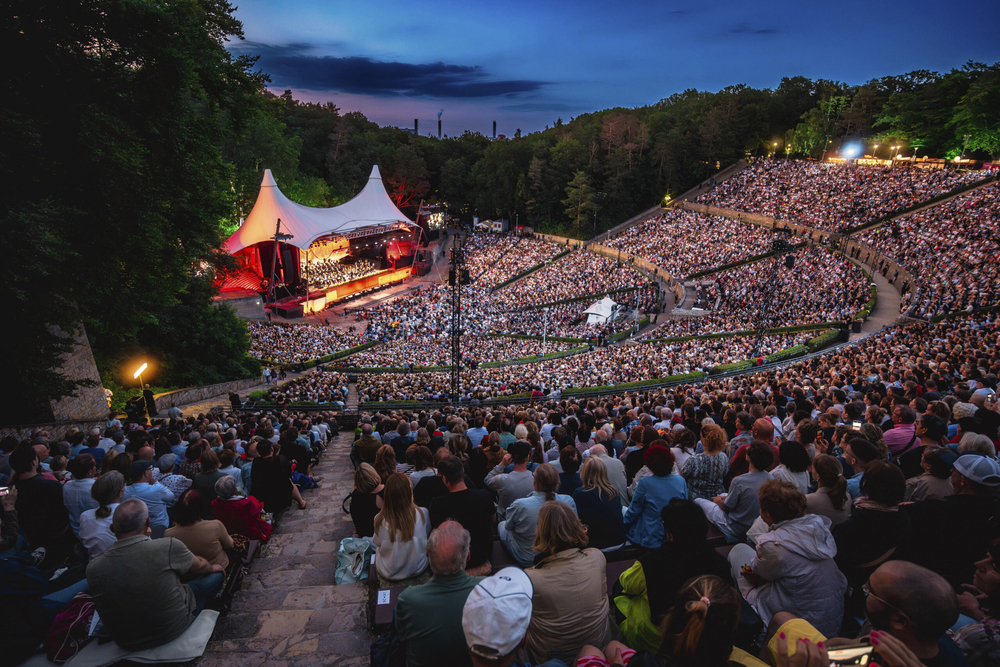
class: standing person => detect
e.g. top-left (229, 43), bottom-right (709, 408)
top-left (263, 367), bottom-right (271, 384)
top-left (86, 499), bottom-right (225, 651)
top-left (142, 384), bottom-right (158, 417)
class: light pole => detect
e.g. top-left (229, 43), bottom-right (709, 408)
top-left (542, 307), bottom-right (550, 353)
top-left (873, 144), bottom-right (879, 160)
top-left (821, 136), bottom-right (831, 162)
top-left (960, 134), bottom-right (971, 163)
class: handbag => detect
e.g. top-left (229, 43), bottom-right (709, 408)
top-left (335, 537), bottom-right (375, 585)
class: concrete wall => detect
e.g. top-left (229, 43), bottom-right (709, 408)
top-left (152, 376), bottom-right (265, 412)
top-left (213, 292), bottom-right (266, 320)
top-left (680, 202), bottom-right (833, 242)
top-left (535, 233), bottom-right (586, 248)
top-left (48, 325), bottom-right (108, 422)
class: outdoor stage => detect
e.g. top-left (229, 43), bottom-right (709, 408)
top-left (299, 265), bottom-right (414, 314)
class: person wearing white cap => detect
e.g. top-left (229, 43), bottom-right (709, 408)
top-left (461, 567), bottom-right (567, 667)
top-left (903, 453), bottom-right (1000, 588)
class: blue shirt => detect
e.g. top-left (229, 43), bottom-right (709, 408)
top-left (62, 478), bottom-right (98, 536)
top-left (846, 472), bottom-right (864, 501)
top-left (123, 482), bottom-right (176, 527)
top-left (502, 491), bottom-right (577, 566)
top-left (465, 427), bottom-right (489, 448)
top-left (624, 474), bottom-right (688, 548)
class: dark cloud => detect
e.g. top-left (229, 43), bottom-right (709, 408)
top-left (730, 23), bottom-right (780, 35)
top-left (497, 102), bottom-right (578, 112)
top-left (234, 43), bottom-right (547, 98)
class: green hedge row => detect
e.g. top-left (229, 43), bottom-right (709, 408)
top-left (930, 303), bottom-right (1000, 323)
top-left (806, 329), bottom-right (840, 352)
top-left (562, 371), bottom-right (708, 395)
top-left (486, 333), bottom-right (588, 343)
top-left (684, 242), bottom-right (808, 280)
top-left (765, 344), bottom-right (808, 363)
top-left (528, 284), bottom-right (653, 310)
top-left (642, 322), bottom-right (835, 344)
top-left (490, 248), bottom-right (573, 292)
top-left (480, 345), bottom-right (589, 368)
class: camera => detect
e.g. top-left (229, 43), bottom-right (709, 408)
top-left (827, 641), bottom-right (874, 666)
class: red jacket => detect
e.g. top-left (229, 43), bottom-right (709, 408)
top-left (211, 495), bottom-right (274, 542)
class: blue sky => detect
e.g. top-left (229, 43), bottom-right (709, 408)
top-left (228, 0), bottom-right (1000, 136)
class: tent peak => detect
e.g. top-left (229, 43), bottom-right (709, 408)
top-left (261, 169), bottom-right (277, 187)
top-left (369, 165), bottom-right (382, 180)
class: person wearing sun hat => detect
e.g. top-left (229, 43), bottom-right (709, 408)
top-left (461, 566), bottom-right (568, 667)
top-left (903, 453), bottom-right (1000, 588)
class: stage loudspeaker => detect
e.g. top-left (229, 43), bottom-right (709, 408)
top-left (276, 305), bottom-right (303, 319)
top-left (785, 255), bottom-right (795, 269)
top-left (838, 329), bottom-right (850, 342)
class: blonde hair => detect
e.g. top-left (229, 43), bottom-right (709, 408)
top-left (533, 501), bottom-right (588, 554)
top-left (659, 575), bottom-right (740, 662)
top-left (700, 424), bottom-right (727, 454)
top-left (354, 463), bottom-right (380, 493)
top-left (580, 456), bottom-right (617, 499)
top-left (373, 473), bottom-right (419, 543)
top-left (533, 463), bottom-right (560, 501)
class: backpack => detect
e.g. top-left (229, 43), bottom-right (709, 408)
top-left (370, 632), bottom-right (406, 667)
top-left (45, 592), bottom-right (96, 663)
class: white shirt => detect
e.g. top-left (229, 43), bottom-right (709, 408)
top-left (78, 504), bottom-right (119, 558)
top-left (373, 507), bottom-right (431, 581)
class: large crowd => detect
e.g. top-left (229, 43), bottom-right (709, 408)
top-left (356, 332), bottom-right (812, 403)
top-left (650, 245), bottom-right (870, 338)
top-left (303, 256), bottom-right (380, 290)
top-left (246, 321), bottom-right (366, 364)
top-left (336, 309), bottom-right (1000, 667)
top-left (464, 233), bottom-right (563, 289)
top-left (855, 182), bottom-right (999, 319)
top-left (604, 208), bottom-right (773, 279)
top-left (341, 335), bottom-right (579, 369)
top-left (695, 158), bottom-right (987, 232)
top-left (2, 407), bottom-right (342, 663)
top-left (493, 249), bottom-right (651, 308)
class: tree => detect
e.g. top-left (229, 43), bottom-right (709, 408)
top-left (2, 0), bottom-right (268, 422)
top-left (562, 171), bottom-right (597, 233)
top-left (385, 144), bottom-right (430, 213)
top-left (950, 66), bottom-right (1000, 159)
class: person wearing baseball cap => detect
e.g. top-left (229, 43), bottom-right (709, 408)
top-left (903, 453), bottom-right (1000, 587)
top-left (462, 567), bottom-right (568, 667)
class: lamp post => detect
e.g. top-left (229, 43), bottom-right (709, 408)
top-left (133, 363), bottom-right (148, 421)
top-left (821, 136), bottom-right (831, 162)
top-left (873, 144), bottom-right (879, 160)
top-left (960, 134), bottom-right (971, 164)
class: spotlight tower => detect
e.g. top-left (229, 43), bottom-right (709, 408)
top-left (449, 235), bottom-right (467, 402)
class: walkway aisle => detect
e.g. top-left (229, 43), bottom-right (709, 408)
top-left (198, 431), bottom-right (371, 667)
top-left (850, 257), bottom-right (902, 340)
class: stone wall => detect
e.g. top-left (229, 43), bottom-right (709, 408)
top-left (48, 325), bottom-right (108, 422)
top-left (680, 201), bottom-right (831, 240)
top-left (0, 419), bottom-right (106, 442)
top-left (535, 232), bottom-right (585, 248)
top-left (152, 376), bottom-right (264, 412)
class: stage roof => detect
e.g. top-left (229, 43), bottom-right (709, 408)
top-left (223, 166), bottom-right (417, 254)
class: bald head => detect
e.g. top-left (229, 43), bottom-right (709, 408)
top-left (872, 561), bottom-right (958, 640)
top-left (589, 444), bottom-right (608, 457)
top-left (426, 520), bottom-right (471, 576)
top-left (752, 418), bottom-right (774, 441)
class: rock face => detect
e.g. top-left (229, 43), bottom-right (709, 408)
top-left (49, 324), bottom-right (108, 422)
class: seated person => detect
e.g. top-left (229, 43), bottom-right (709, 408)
top-left (154, 454), bottom-right (193, 502)
top-left (122, 459), bottom-right (176, 528)
top-left (78, 470), bottom-right (125, 558)
top-left (585, 574), bottom-right (770, 667)
top-left (396, 521), bottom-right (484, 667)
top-left (499, 463), bottom-right (577, 568)
top-left (430, 456), bottom-right (494, 576)
top-left (952, 538), bottom-right (1000, 667)
top-left (695, 440), bottom-right (773, 541)
top-left (572, 456), bottom-right (626, 550)
top-left (86, 498), bottom-right (225, 651)
top-left (615, 499), bottom-right (735, 653)
top-left (250, 441), bottom-right (307, 512)
top-left (525, 502), bottom-right (615, 664)
top-left (759, 560), bottom-right (963, 667)
top-left (348, 463), bottom-right (383, 538)
top-left (165, 489), bottom-right (234, 570)
top-left (9, 445), bottom-right (74, 566)
top-left (727, 479), bottom-right (847, 637)
top-left (373, 473), bottom-right (431, 583)
top-left (462, 567), bottom-right (570, 667)
top-left (904, 445), bottom-right (956, 502)
top-left (624, 445), bottom-right (688, 548)
top-left (210, 474), bottom-right (273, 542)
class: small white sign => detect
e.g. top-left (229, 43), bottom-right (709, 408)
top-left (371, 554), bottom-right (376, 564)
top-left (377, 590), bottom-right (390, 605)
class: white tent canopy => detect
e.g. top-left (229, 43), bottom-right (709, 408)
top-left (583, 296), bottom-right (618, 324)
top-left (223, 166), bottom-right (417, 255)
